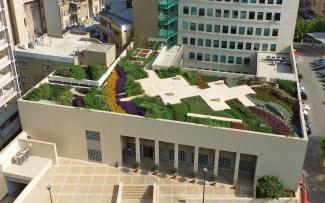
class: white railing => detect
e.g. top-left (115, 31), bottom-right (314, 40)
top-left (116, 182), bottom-right (123, 203)
top-left (48, 74), bottom-right (100, 87)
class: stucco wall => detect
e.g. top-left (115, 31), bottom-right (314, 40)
top-left (17, 100), bottom-right (307, 190)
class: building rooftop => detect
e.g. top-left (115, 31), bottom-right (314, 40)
top-left (257, 52), bottom-right (297, 81)
top-left (14, 32), bottom-right (114, 63)
top-left (21, 45), bottom-right (304, 137)
top-left (307, 32), bottom-right (325, 44)
top-left (103, 0), bottom-right (133, 26)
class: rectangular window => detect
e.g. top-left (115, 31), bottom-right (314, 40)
top-left (257, 12), bottom-right (264, 20)
top-left (248, 11), bottom-right (255, 20)
top-left (254, 43), bottom-right (260, 51)
top-left (189, 52), bottom-right (195, 59)
top-left (229, 41), bottom-right (236, 49)
top-left (191, 7), bottom-right (197, 15)
top-left (236, 57), bottom-right (242, 64)
top-left (220, 55), bottom-right (227, 63)
top-left (222, 26), bottom-right (228, 33)
top-left (247, 27), bottom-right (253, 35)
top-left (214, 25), bottom-right (220, 33)
top-left (190, 23), bottom-right (196, 31)
top-left (190, 38), bottom-right (196, 45)
top-left (232, 10), bottom-right (238, 18)
top-left (205, 39), bottom-right (211, 47)
top-left (228, 56), bottom-right (234, 64)
top-left (231, 26), bottom-right (237, 34)
top-left (270, 44), bottom-right (276, 51)
top-left (274, 13), bottom-right (281, 21)
top-left (183, 6), bottom-right (189, 14)
top-left (239, 27), bottom-right (245, 35)
top-left (207, 8), bottom-right (213, 17)
top-left (213, 40), bottom-right (219, 48)
top-left (199, 154), bottom-right (209, 165)
top-left (85, 130), bottom-right (102, 163)
top-left (240, 11), bottom-right (247, 19)
top-left (197, 53), bottom-right (203, 61)
top-left (198, 38), bottom-right (204, 46)
top-left (205, 54), bottom-right (210, 61)
top-left (86, 130), bottom-right (100, 141)
top-left (221, 41), bottom-right (227, 48)
top-left (215, 9), bottom-right (221, 17)
top-left (262, 43), bottom-right (268, 51)
top-left (244, 57), bottom-right (250, 65)
top-left (206, 24), bottom-right (212, 32)
top-left (213, 55), bottom-right (218, 62)
top-left (199, 8), bottom-right (205, 16)
top-left (264, 28), bottom-right (270, 36)
top-left (266, 12), bottom-right (272, 20)
top-left (169, 150), bottom-right (174, 160)
top-left (237, 42), bottom-right (243, 50)
top-left (182, 37), bottom-right (188, 44)
top-left (255, 28), bottom-right (262, 36)
top-left (224, 10), bottom-right (230, 18)
top-left (198, 23), bottom-right (204, 31)
top-left (183, 22), bottom-right (188, 30)
top-left (272, 29), bottom-right (279, 36)
top-left (179, 151), bottom-right (186, 162)
top-left (87, 149), bottom-right (102, 163)
top-left (246, 42), bottom-right (252, 50)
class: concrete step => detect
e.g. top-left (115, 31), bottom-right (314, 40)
top-left (122, 185), bottom-right (153, 200)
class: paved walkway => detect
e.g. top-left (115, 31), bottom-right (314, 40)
top-left (132, 70), bottom-right (255, 111)
top-left (22, 157), bottom-right (252, 203)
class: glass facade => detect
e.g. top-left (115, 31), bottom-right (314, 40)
top-left (158, 0), bottom-right (178, 45)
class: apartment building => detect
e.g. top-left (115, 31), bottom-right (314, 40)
top-left (0, 0), bottom-right (21, 149)
top-left (134, 0), bottom-right (299, 74)
top-left (301, 0), bottom-right (325, 16)
top-left (98, 0), bottom-right (133, 53)
top-left (7, 0), bottom-right (44, 45)
top-left (14, 31), bottom-right (116, 93)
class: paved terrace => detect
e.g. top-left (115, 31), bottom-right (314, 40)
top-left (123, 70), bottom-right (255, 111)
top-left (22, 157), bottom-right (252, 203)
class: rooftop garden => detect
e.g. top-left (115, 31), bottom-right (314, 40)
top-left (23, 44), bottom-right (301, 137)
top-left (54, 64), bottom-right (108, 80)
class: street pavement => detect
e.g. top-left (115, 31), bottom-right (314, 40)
top-left (295, 46), bottom-right (325, 203)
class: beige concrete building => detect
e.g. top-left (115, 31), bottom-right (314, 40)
top-left (303, 0), bottom-right (325, 16)
top-left (14, 31), bottom-right (115, 93)
top-left (98, 0), bottom-right (133, 53)
top-left (7, 0), bottom-right (44, 45)
top-left (0, 0), bottom-right (21, 149)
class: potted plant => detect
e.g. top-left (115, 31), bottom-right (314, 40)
top-left (134, 161), bottom-right (140, 173)
top-left (152, 164), bottom-right (160, 175)
top-left (210, 174), bottom-right (217, 186)
top-left (171, 167), bottom-right (178, 178)
top-left (191, 171), bottom-right (198, 183)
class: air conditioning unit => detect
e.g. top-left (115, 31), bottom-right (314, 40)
top-left (13, 144), bottom-right (32, 165)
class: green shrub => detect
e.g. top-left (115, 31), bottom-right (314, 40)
top-left (211, 174), bottom-right (217, 182)
top-left (320, 137), bottom-right (325, 155)
top-left (124, 76), bottom-right (144, 96)
top-left (89, 64), bottom-right (107, 80)
top-left (55, 65), bottom-right (72, 77)
top-left (155, 67), bottom-right (182, 78)
top-left (191, 171), bottom-right (198, 178)
top-left (276, 79), bottom-right (297, 97)
top-left (256, 176), bottom-right (287, 199)
top-left (23, 83), bottom-right (72, 106)
top-left (171, 167), bottom-right (178, 174)
top-left (132, 96), bottom-right (173, 119)
top-left (171, 103), bottom-right (189, 121)
top-left (71, 65), bottom-right (86, 80)
top-left (153, 164), bottom-right (160, 172)
top-left (118, 59), bottom-right (148, 79)
top-left (183, 71), bottom-right (199, 85)
top-left (202, 75), bottom-right (219, 83)
top-left (83, 88), bottom-right (107, 111)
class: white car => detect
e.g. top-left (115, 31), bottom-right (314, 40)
top-left (303, 109), bottom-right (309, 117)
top-left (303, 104), bottom-right (311, 111)
top-left (299, 85), bottom-right (305, 92)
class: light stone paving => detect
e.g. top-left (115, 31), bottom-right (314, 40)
top-left (126, 70), bottom-right (255, 111)
top-left (22, 157), bottom-right (252, 203)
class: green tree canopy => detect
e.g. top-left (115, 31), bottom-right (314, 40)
top-left (256, 176), bottom-right (287, 199)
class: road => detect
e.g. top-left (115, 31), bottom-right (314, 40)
top-left (296, 46), bottom-right (325, 203)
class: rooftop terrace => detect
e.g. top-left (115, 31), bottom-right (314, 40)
top-left (22, 45), bottom-right (303, 137)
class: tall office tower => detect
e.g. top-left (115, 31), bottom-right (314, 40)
top-left (178, 0), bottom-right (299, 73)
top-left (134, 0), bottom-right (300, 74)
top-left (0, 0), bottom-right (21, 149)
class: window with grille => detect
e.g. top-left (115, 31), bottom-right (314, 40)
top-left (87, 149), bottom-right (102, 162)
top-left (218, 157), bottom-right (232, 170)
top-left (199, 154), bottom-right (208, 166)
top-left (179, 151), bottom-right (186, 162)
top-left (169, 150), bottom-right (174, 161)
top-left (85, 130), bottom-right (102, 163)
top-left (239, 160), bottom-right (255, 174)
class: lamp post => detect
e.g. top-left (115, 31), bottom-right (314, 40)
top-left (202, 167), bottom-right (208, 203)
top-left (47, 184), bottom-right (52, 203)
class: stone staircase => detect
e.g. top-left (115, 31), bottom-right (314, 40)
top-left (121, 185), bottom-right (153, 201)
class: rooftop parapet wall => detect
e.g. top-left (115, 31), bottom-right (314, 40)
top-left (18, 98), bottom-right (308, 190)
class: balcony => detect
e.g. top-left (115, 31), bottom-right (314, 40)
top-left (0, 55), bottom-right (11, 71)
top-left (0, 87), bottom-right (17, 108)
top-left (0, 72), bottom-right (14, 89)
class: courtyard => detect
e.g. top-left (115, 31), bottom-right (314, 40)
top-left (22, 157), bottom-right (253, 203)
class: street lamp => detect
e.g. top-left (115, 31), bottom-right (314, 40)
top-left (47, 184), bottom-right (53, 203)
top-left (202, 167), bottom-right (208, 203)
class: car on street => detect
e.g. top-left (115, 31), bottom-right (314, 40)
top-left (317, 69), bottom-right (325, 76)
top-left (300, 90), bottom-right (308, 100)
top-left (314, 65), bottom-right (325, 71)
top-left (311, 59), bottom-right (325, 66)
top-left (303, 103), bottom-right (311, 111)
top-left (298, 72), bottom-right (303, 79)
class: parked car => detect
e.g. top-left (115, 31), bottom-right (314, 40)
top-left (298, 72), bottom-right (303, 79)
top-left (304, 113), bottom-right (309, 121)
top-left (306, 125), bottom-right (312, 135)
top-left (314, 65), bottom-right (325, 71)
top-left (299, 85), bottom-right (306, 92)
top-left (300, 90), bottom-right (308, 100)
top-left (317, 69), bottom-right (325, 75)
top-left (312, 59), bottom-right (325, 66)
top-left (323, 76), bottom-right (325, 82)
top-left (303, 104), bottom-right (311, 111)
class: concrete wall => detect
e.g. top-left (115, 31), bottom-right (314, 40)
top-left (17, 99), bottom-right (308, 190)
top-left (81, 46), bottom-right (116, 67)
top-left (186, 197), bottom-right (299, 203)
top-left (133, 0), bottom-right (158, 46)
top-left (42, 0), bottom-right (62, 34)
top-left (7, 0), bottom-right (27, 44)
